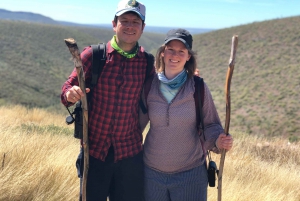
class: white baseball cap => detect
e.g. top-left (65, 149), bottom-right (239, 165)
top-left (115, 0), bottom-right (146, 21)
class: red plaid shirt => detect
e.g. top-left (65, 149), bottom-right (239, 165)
top-left (61, 41), bottom-right (154, 162)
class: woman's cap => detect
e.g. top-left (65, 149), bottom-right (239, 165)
top-left (164, 28), bottom-right (193, 50)
top-left (115, 0), bottom-right (146, 21)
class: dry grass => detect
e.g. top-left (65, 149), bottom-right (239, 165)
top-left (0, 105), bottom-right (299, 201)
top-left (0, 105), bottom-right (79, 201)
top-left (207, 132), bottom-right (300, 201)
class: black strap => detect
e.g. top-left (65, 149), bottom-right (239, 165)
top-left (144, 52), bottom-right (154, 81)
top-left (87, 43), bottom-right (106, 104)
top-left (139, 52), bottom-right (155, 114)
top-left (140, 74), bottom-right (154, 114)
top-left (193, 76), bottom-right (205, 138)
top-left (91, 43), bottom-right (106, 90)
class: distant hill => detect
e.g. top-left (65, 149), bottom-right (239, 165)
top-left (0, 8), bottom-right (59, 24)
top-left (0, 8), bottom-right (214, 34)
top-left (58, 23), bottom-right (214, 34)
top-left (0, 14), bottom-right (299, 141)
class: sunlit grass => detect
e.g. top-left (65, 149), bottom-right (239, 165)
top-left (1, 105), bottom-right (299, 201)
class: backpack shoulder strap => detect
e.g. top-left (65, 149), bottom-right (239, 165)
top-left (141, 73), bottom-right (155, 112)
top-left (90, 43), bottom-right (106, 89)
top-left (139, 51), bottom-right (155, 114)
top-left (143, 51), bottom-right (155, 79)
top-left (194, 76), bottom-right (205, 138)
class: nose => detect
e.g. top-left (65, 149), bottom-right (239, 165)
top-left (171, 51), bottom-right (180, 56)
top-left (125, 21), bottom-right (133, 27)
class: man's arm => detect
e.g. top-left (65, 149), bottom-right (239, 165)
top-left (61, 46), bottom-right (93, 106)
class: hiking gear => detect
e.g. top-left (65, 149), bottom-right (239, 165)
top-left (64, 38), bottom-right (89, 201)
top-left (218, 35), bottom-right (238, 201)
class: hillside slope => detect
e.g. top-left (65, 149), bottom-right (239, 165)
top-left (193, 16), bottom-right (300, 139)
top-left (0, 16), bottom-right (299, 139)
top-left (0, 20), bottom-right (164, 109)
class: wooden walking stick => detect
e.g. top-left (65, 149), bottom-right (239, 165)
top-left (64, 38), bottom-right (89, 201)
top-left (217, 35), bottom-right (238, 201)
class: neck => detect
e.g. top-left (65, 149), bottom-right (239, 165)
top-left (164, 69), bottom-right (182, 80)
top-left (116, 39), bottom-right (137, 52)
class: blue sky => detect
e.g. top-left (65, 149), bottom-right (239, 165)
top-left (1, 0), bottom-right (299, 29)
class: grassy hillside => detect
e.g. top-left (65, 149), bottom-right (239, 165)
top-left (0, 20), bottom-right (164, 110)
top-left (193, 16), bottom-right (300, 140)
top-left (0, 16), bottom-right (299, 140)
top-left (0, 105), bottom-right (299, 201)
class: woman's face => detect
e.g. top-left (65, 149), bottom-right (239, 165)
top-left (162, 40), bottom-right (191, 75)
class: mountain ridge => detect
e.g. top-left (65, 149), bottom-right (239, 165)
top-left (0, 8), bottom-right (214, 34)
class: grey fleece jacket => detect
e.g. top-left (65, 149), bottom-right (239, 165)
top-left (139, 75), bottom-right (224, 173)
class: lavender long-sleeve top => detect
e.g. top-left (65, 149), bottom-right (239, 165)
top-left (139, 75), bottom-right (224, 173)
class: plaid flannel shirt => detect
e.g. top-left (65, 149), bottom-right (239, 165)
top-left (61, 41), bottom-right (153, 162)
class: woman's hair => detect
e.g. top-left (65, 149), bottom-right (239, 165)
top-left (155, 43), bottom-right (197, 78)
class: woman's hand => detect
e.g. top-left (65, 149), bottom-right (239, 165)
top-left (216, 133), bottom-right (233, 151)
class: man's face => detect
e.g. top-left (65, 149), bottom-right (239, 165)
top-left (112, 12), bottom-right (145, 47)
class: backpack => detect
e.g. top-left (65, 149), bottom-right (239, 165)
top-left (69, 43), bottom-right (155, 139)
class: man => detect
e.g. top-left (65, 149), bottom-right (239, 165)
top-left (60, 1), bottom-right (153, 200)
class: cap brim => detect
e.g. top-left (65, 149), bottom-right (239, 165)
top-left (115, 9), bottom-right (145, 21)
top-left (165, 38), bottom-right (191, 50)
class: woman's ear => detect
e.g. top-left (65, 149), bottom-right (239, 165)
top-left (187, 54), bottom-right (191, 61)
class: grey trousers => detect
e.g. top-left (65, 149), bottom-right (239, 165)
top-left (144, 164), bottom-right (208, 201)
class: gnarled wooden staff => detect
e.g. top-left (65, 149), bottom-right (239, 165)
top-left (64, 38), bottom-right (89, 201)
top-left (218, 35), bottom-right (238, 201)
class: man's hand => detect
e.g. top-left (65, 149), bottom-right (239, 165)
top-left (66, 86), bottom-right (90, 103)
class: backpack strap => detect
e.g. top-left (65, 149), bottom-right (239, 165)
top-left (143, 51), bottom-right (155, 80)
top-left (193, 76), bottom-right (205, 139)
top-left (140, 74), bottom-right (154, 114)
top-left (86, 43), bottom-right (106, 104)
top-left (91, 43), bottom-right (106, 90)
top-left (139, 51), bottom-right (155, 114)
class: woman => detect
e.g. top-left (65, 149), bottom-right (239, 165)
top-left (139, 28), bottom-right (233, 201)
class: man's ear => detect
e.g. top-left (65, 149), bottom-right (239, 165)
top-left (112, 20), bottom-right (117, 32)
top-left (142, 23), bottom-right (146, 32)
